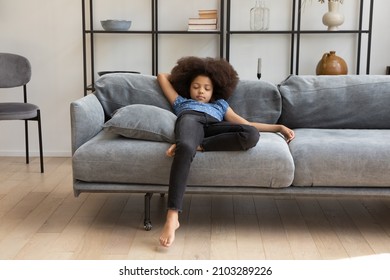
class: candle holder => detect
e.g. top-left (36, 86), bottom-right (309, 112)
top-left (257, 58), bottom-right (262, 79)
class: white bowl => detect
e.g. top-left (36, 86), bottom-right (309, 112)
top-left (101, 20), bottom-right (132, 31)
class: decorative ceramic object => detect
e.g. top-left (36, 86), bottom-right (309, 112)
top-left (316, 51), bottom-right (348, 75)
top-left (322, 0), bottom-right (344, 31)
top-left (101, 20), bottom-right (132, 31)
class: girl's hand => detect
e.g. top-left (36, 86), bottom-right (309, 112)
top-left (279, 125), bottom-right (295, 143)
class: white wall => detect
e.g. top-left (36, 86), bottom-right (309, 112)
top-left (0, 0), bottom-right (389, 156)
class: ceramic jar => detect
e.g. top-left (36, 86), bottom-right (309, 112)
top-left (316, 51), bottom-right (348, 75)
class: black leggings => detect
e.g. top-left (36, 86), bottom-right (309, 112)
top-left (168, 111), bottom-right (260, 211)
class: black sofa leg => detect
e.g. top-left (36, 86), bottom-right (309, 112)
top-left (144, 193), bottom-right (153, 231)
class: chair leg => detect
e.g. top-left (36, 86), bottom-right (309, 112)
top-left (37, 110), bottom-right (44, 173)
top-left (24, 111), bottom-right (44, 173)
top-left (24, 119), bottom-right (29, 164)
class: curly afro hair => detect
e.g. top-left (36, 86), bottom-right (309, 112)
top-left (169, 56), bottom-right (239, 101)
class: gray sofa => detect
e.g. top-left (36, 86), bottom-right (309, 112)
top-left (70, 73), bottom-right (390, 230)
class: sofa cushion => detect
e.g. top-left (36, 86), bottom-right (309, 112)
top-left (72, 131), bottom-right (294, 189)
top-left (289, 128), bottom-right (390, 187)
top-left (94, 73), bottom-right (172, 119)
top-left (228, 79), bottom-right (282, 124)
top-left (103, 104), bottom-right (177, 143)
top-left (278, 75), bottom-right (390, 129)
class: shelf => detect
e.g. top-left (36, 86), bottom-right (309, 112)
top-left (297, 30), bottom-right (371, 34)
top-left (157, 30), bottom-right (221, 34)
top-left (228, 30), bottom-right (295, 34)
top-left (226, 0), bottom-right (373, 77)
top-left (85, 30), bottom-right (154, 34)
top-left (228, 30), bottom-right (371, 34)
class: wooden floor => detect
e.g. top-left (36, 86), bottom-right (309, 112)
top-left (0, 157), bottom-right (390, 260)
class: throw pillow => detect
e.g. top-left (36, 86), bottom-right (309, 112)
top-left (103, 104), bottom-right (176, 143)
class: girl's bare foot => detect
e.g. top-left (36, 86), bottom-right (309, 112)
top-left (166, 144), bottom-right (176, 157)
top-left (165, 144), bottom-right (203, 158)
top-left (159, 210), bottom-right (180, 247)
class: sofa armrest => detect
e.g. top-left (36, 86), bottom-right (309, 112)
top-left (70, 94), bottom-right (105, 154)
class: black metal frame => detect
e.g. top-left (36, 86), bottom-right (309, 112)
top-left (23, 85), bottom-right (44, 173)
top-left (226, 0), bottom-right (374, 76)
top-left (82, 0), bottom-right (374, 94)
top-left (82, 0), bottom-right (225, 96)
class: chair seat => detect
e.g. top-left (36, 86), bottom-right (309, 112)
top-left (0, 102), bottom-right (39, 120)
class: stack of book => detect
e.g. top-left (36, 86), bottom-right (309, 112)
top-left (188, 9), bottom-right (218, 31)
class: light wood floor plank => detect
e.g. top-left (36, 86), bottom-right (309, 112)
top-left (296, 197), bottom-right (349, 259)
top-left (102, 194), bottom-right (144, 256)
top-left (0, 179), bottom-right (40, 219)
top-left (233, 195), bottom-right (265, 259)
top-left (341, 198), bottom-right (390, 255)
top-left (211, 195), bottom-right (237, 260)
top-left (361, 199), bottom-right (390, 237)
top-left (0, 192), bottom-right (47, 240)
top-left (0, 177), bottom-right (20, 195)
top-left (74, 194), bottom-right (128, 259)
top-left (181, 194), bottom-right (212, 260)
top-left (0, 194), bottom-right (63, 259)
top-left (38, 192), bottom-right (88, 234)
top-left (254, 197), bottom-right (294, 260)
top-left (47, 194), bottom-right (107, 257)
top-left (276, 198), bottom-right (321, 259)
top-left (319, 198), bottom-right (375, 258)
top-left (14, 233), bottom-right (60, 260)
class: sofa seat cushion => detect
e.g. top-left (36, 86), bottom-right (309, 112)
top-left (289, 129), bottom-right (390, 187)
top-left (72, 131), bottom-right (294, 188)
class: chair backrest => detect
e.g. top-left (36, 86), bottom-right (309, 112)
top-left (0, 53), bottom-right (31, 88)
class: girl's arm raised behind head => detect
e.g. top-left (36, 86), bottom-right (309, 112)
top-left (157, 73), bottom-right (179, 106)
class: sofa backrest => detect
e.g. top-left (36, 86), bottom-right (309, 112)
top-left (228, 79), bottom-right (282, 124)
top-left (94, 73), bottom-right (282, 124)
top-left (278, 75), bottom-right (390, 129)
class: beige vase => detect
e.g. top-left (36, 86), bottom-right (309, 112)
top-left (322, 1), bottom-right (344, 31)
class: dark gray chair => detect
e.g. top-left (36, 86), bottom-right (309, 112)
top-left (0, 53), bottom-right (44, 173)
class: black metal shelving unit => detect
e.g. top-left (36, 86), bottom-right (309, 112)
top-left (225, 0), bottom-right (374, 76)
top-left (82, 0), bottom-right (373, 95)
top-left (82, 0), bottom-right (224, 95)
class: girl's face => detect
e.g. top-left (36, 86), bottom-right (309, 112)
top-left (190, 75), bottom-right (213, 103)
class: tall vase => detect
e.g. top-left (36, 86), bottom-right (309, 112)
top-left (250, 0), bottom-right (262, 31)
top-left (322, 1), bottom-right (344, 31)
top-left (250, 0), bottom-right (270, 31)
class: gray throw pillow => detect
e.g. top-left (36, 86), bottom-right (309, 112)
top-left (103, 104), bottom-right (176, 143)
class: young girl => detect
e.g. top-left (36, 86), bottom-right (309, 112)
top-left (157, 56), bottom-right (295, 247)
